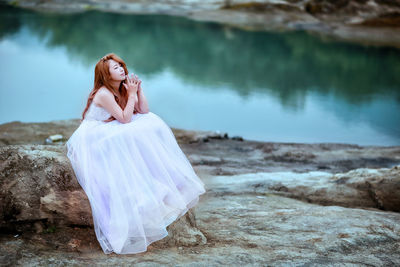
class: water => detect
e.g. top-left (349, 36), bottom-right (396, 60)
top-left (0, 4), bottom-right (399, 146)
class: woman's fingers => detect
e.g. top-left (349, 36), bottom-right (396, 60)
top-left (126, 73), bottom-right (140, 87)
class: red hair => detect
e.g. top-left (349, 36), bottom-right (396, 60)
top-left (81, 52), bottom-right (138, 123)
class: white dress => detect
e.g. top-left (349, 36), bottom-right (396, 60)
top-left (65, 102), bottom-right (206, 254)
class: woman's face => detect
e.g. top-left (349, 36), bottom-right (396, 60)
top-left (108, 59), bottom-right (126, 81)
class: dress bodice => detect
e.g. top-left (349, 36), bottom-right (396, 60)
top-left (84, 102), bottom-right (111, 121)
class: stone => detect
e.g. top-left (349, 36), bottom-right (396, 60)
top-left (0, 144), bottom-right (206, 249)
top-left (45, 134), bottom-right (64, 144)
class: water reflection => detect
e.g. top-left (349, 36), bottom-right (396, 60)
top-left (0, 4), bottom-right (399, 145)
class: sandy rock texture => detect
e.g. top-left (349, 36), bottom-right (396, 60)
top-left (2, 194), bottom-right (399, 266)
top-left (0, 119), bottom-right (399, 265)
top-left (1, 143), bottom-right (398, 229)
top-left (207, 165), bottom-right (400, 211)
top-left (3, 0), bottom-right (400, 48)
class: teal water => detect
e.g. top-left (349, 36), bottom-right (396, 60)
top-left (0, 4), bottom-right (399, 145)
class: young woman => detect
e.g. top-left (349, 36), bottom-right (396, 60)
top-left (65, 53), bottom-right (206, 254)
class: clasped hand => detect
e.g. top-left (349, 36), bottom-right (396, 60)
top-left (123, 73), bottom-right (141, 95)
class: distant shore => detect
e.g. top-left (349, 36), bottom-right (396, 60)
top-left (3, 0), bottom-right (400, 49)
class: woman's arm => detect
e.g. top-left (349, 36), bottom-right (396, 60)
top-left (97, 89), bottom-right (137, 123)
top-left (135, 81), bottom-right (149, 113)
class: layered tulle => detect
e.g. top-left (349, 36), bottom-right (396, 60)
top-left (66, 107), bottom-right (206, 254)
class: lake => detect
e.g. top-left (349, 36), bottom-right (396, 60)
top-left (0, 3), bottom-right (399, 146)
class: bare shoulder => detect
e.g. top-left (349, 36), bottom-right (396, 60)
top-left (93, 87), bottom-right (113, 107)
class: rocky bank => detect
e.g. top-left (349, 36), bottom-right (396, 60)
top-left (0, 119), bottom-right (400, 265)
top-left (2, 0), bottom-right (400, 48)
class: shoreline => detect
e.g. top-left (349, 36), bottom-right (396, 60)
top-left (1, 118), bottom-right (399, 176)
top-left (1, 118), bottom-right (399, 149)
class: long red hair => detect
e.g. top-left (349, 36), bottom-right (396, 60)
top-left (81, 52), bottom-right (137, 123)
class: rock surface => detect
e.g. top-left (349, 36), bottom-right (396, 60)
top-left (207, 165), bottom-right (400, 212)
top-left (1, 189), bottom-right (400, 265)
top-left (0, 120), bottom-right (79, 146)
top-left (0, 119), bottom-right (400, 265)
top-left (4, 0), bottom-right (400, 48)
top-left (1, 143), bottom-right (398, 229)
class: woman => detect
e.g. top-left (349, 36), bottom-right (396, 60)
top-left (65, 53), bottom-right (206, 255)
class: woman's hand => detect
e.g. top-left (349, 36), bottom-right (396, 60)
top-left (137, 79), bottom-right (142, 93)
top-left (123, 73), bottom-right (139, 96)
top-left (136, 76), bottom-right (142, 94)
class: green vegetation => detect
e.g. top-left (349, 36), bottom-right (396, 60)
top-left (43, 225), bottom-right (57, 234)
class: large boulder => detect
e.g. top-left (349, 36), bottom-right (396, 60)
top-left (0, 144), bottom-right (206, 247)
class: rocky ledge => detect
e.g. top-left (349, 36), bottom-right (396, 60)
top-left (3, 0), bottom-right (400, 48)
top-left (0, 119), bottom-right (399, 265)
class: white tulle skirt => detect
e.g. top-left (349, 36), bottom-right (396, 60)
top-left (65, 111), bottom-right (206, 254)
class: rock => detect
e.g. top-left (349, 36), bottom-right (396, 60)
top-left (207, 164), bottom-right (400, 211)
top-left (5, 190), bottom-right (398, 265)
top-left (45, 134), bottom-right (64, 144)
top-left (231, 136), bottom-right (244, 141)
top-left (333, 166), bottom-right (400, 211)
top-left (1, 119), bottom-right (400, 264)
top-left (163, 210), bottom-right (207, 247)
top-left (0, 144), bottom-right (92, 228)
top-left (0, 145), bottom-right (205, 248)
top-left (0, 120), bottom-right (79, 146)
top-left (264, 150), bottom-right (316, 163)
top-left (67, 238), bottom-right (81, 249)
top-left (33, 221), bottom-right (44, 234)
top-left (358, 11), bottom-right (400, 27)
top-left (188, 155), bottom-right (224, 165)
top-left (173, 129), bottom-right (229, 144)
top-left (194, 193), bottom-right (400, 266)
